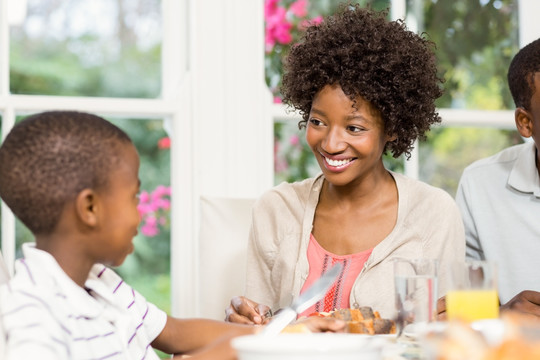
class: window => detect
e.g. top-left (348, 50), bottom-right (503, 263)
top-left (1, 0), bottom-right (179, 317)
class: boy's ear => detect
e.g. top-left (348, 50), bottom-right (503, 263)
top-left (75, 189), bottom-right (98, 227)
top-left (515, 107), bottom-right (533, 138)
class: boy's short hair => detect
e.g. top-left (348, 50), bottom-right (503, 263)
top-left (508, 38), bottom-right (540, 110)
top-left (0, 111), bottom-right (132, 235)
top-left (281, 4), bottom-right (444, 158)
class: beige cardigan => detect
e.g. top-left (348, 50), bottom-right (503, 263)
top-left (245, 172), bottom-right (465, 318)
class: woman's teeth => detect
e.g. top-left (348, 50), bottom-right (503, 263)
top-left (325, 157), bottom-right (352, 167)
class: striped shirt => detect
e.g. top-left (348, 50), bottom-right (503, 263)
top-left (0, 243), bottom-right (167, 359)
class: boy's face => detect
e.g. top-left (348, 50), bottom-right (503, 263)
top-left (90, 143), bottom-right (141, 267)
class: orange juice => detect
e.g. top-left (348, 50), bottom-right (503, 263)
top-left (446, 289), bottom-right (499, 322)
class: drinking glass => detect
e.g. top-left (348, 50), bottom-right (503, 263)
top-left (394, 258), bottom-right (438, 335)
top-left (446, 260), bottom-right (499, 322)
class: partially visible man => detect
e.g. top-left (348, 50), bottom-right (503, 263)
top-left (453, 38), bottom-right (540, 318)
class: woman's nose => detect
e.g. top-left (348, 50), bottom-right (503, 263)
top-left (322, 127), bottom-right (347, 153)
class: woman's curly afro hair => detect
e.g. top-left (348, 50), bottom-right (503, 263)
top-left (281, 4), bottom-right (444, 158)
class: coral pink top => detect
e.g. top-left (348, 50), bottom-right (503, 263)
top-left (298, 234), bottom-right (373, 318)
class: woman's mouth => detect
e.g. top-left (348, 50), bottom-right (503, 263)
top-left (322, 155), bottom-right (355, 171)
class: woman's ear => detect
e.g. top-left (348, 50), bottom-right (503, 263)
top-left (515, 107), bottom-right (533, 138)
top-left (386, 133), bottom-right (397, 143)
top-left (75, 189), bottom-right (98, 227)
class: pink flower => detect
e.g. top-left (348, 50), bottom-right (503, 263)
top-left (300, 15), bottom-right (323, 30)
top-left (265, 5), bottom-right (293, 52)
top-left (158, 137), bottom-right (171, 149)
top-left (290, 0), bottom-right (308, 18)
top-left (141, 223), bottom-right (159, 237)
top-left (152, 185), bottom-right (170, 199)
top-left (139, 191), bottom-right (150, 203)
top-left (273, 22), bottom-right (293, 44)
top-left (145, 215), bottom-right (157, 227)
top-left (273, 96), bottom-right (282, 104)
top-left (311, 15), bottom-right (323, 25)
top-left (155, 198), bottom-right (171, 211)
top-left (264, 0), bottom-right (279, 16)
top-left (289, 135), bottom-right (300, 146)
top-left (137, 185), bottom-right (172, 238)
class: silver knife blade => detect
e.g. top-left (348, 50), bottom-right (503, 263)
top-left (292, 262), bottom-right (343, 314)
top-left (261, 262), bottom-right (343, 336)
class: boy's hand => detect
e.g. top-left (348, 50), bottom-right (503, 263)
top-left (501, 290), bottom-right (540, 318)
top-left (225, 296), bottom-right (272, 325)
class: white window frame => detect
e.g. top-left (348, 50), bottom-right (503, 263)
top-left (1, 0), bottom-right (539, 319)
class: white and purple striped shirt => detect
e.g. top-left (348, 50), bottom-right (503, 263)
top-left (0, 243), bottom-right (167, 359)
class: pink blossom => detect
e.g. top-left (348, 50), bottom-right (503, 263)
top-left (290, 0), bottom-right (308, 18)
top-left (311, 15), bottom-right (323, 24)
top-left (265, 32), bottom-right (276, 52)
top-left (137, 185), bottom-right (172, 238)
top-left (273, 96), bottom-right (282, 104)
top-left (265, 5), bottom-right (293, 51)
top-left (141, 223), bottom-right (159, 237)
top-left (158, 136), bottom-right (171, 149)
top-left (300, 15), bottom-right (323, 30)
top-left (154, 198), bottom-right (171, 210)
top-left (289, 134), bottom-right (300, 146)
top-left (137, 203), bottom-right (154, 215)
top-left (264, 0), bottom-right (279, 16)
top-left (145, 215), bottom-right (157, 226)
top-left (139, 191), bottom-right (150, 203)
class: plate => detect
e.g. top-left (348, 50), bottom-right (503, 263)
top-left (232, 333), bottom-right (382, 360)
top-left (403, 322), bottom-right (448, 338)
top-left (471, 319), bottom-right (505, 346)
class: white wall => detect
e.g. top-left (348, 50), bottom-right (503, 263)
top-left (173, 0), bottom-right (274, 317)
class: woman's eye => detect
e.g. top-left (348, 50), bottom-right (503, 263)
top-left (308, 118), bottom-right (323, 126)
top-left (348, 126), bottom-right (364, 133)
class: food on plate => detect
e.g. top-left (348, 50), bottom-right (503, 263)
top-left (423, 312), bottom-right (540, 360)
top-left (309, 307), bottom-right (396, 335)
top-left (281, 322), bottom-right (312, 334)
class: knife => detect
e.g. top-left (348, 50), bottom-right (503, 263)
top-left (261, 262), bottom-right (343, 336)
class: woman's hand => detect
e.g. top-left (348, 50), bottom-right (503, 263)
top-left (225, 296), bottom-right (272, 325)
top-left (294, 316), bottom-right (346, 333)
top-left (436, 296), bottom-right (447, 321)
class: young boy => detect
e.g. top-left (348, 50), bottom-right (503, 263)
top-left (0, 111), bottom-right (343, 359)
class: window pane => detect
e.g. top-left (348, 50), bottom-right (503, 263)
top-left (418, 127), bottom-right (522, 196)
top-left (419, 0), bottom-right (519, 110)
top-left (9, 0), bottom-right (162, 98)
top-left (7, 115), bottom-right (172, 313)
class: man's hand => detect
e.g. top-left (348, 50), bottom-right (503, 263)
top-left (225, 296), bottom-right (272, 325)
top-left (501, 290), bottom-right (540, 318)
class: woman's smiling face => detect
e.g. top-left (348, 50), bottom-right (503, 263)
top-left (306, 84), bottom-right (392, 187)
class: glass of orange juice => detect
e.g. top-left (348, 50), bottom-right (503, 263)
top-left (446, 260), bottom-right (499, 322)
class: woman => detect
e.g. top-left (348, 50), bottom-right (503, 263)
top-left (226, 4), bottom-right (464, 324)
